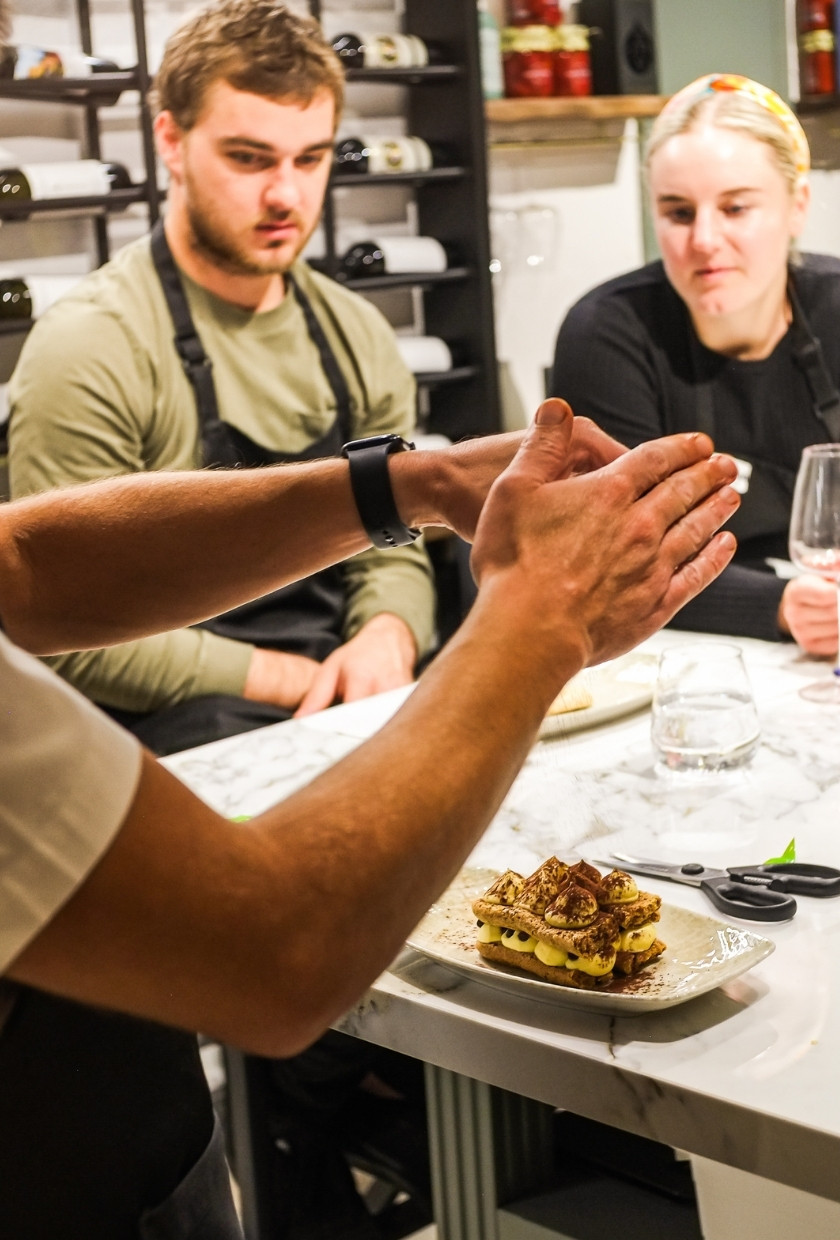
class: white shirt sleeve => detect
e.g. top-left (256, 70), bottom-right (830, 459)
top-left (0, 628), bottom-right (142, 973)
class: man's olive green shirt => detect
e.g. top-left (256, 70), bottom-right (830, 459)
top-left (8, 236), bottom-right (434, 712)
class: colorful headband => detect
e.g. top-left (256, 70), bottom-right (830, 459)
top-left (659, 73), bottom-right (811, 179)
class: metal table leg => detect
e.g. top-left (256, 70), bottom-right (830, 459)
top-left (424, 1065), bottom-right (555, 1240)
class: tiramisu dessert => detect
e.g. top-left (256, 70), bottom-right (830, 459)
top-left (472, 857), bottom-right (665, 989)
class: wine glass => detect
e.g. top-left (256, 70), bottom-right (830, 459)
top-left (789, 443), bottom-right (840, 702)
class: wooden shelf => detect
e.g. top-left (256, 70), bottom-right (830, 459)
top-left (797, 93), bottom-right (840, 113)
top-left (485, 94), bottom-right (667, 123)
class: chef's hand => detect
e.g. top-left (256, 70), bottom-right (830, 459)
top-left (470, 398), bottom-right (740, 669)
top-left (779, 575), bottom-right (838, 655)
top-left (243, 648), bottom-right (320, 711)
top-left (294, 613), bottom-right (417, 716)
top-left (391, 401), bottom-right (626, 545)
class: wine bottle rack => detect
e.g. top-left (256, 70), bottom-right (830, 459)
top-left (0, 0), bottom-right (159, 269)
top-left (0, 186), bottom-right (149, 222)
top-left (0, 70), bottom-right (138, 104)
top-left (309, 0), bottom-right (500, 443)
top-left (331, 166), bottom-right (467, 189)
top-left (344, 64), bottom-right (464, 84)
top-left (336, 267), bottom-right (471, 292)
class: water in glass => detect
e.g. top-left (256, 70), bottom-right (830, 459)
top-left (652, 643), bottom-right (760, 774)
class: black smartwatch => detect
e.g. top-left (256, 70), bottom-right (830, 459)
top-left (341, 434), bottom-right (421, 549)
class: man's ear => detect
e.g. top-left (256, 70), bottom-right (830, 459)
top-left (153, 110), bottom-right (186, 182)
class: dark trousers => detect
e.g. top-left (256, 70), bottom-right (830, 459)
top-left (0, 988), bottom-right (241, 1239)
top-left (103, 694), bottom-right (294, 757)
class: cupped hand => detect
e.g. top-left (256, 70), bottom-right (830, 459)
top-left (404, 400), bottom-right (627, 544)
top-left (470, 399), bottom-right (740, 669)
top-left (294, 613), bottom-right (417, 716)
top-left (780, 574), bottom-right (838, 656)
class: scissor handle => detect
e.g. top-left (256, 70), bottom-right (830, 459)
top-left (729, 863), bottom-right (840, 899)
top-left (701, 877), bottom-right (797, 922)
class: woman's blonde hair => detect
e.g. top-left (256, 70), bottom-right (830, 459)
top-left (644, 74), bottom-right (809, 197)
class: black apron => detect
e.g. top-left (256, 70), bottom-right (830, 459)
top-left (0, 988), bottom-right (242, 1240)
top-left (153, 219), bottom-right (354, 655)
top-left (688, 274), bottom-right (840, 565)
top-left (102, 224), bottom-right (355, 756)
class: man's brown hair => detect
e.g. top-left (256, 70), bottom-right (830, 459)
top-left (149, 0), bottom-right (345, 130)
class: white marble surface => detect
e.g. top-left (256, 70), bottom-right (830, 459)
top-left (164, 631), bottom-right (840, 1203)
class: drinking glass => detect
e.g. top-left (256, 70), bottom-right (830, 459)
top-left (789, 443), bottom-right (840, 703)
top-left (651, 643), bottom-right (761, 774)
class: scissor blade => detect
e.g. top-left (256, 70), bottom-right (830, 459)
top-left (603, 853), bottom-right (681, 878)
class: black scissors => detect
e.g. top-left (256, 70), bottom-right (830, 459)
top-left (603, 854), bottom-right (840, 923)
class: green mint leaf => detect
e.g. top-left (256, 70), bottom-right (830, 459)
top-left (764, 837), bottom-right (796, 865)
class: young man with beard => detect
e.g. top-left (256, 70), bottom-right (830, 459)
top-left (9, 0), bottom-right (434, 757)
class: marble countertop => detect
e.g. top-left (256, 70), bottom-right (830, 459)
top-left (165, 631), bottom-right (840, 1202)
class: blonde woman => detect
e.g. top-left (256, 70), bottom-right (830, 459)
top-left (552, 74), bottom-right (840, 655)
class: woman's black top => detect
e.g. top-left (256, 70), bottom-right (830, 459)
top-left (551, 253), bottom-right (840, 641)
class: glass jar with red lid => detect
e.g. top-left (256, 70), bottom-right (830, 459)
top-left (506, 1), bottom-right (563, 26)
top-left (553, 24), bottom-right (591, 96)
top-left (502, 24), bottom-right (555, 97)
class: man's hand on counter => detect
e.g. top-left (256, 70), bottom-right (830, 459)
top-left (243, 647), bottom-right (321, 712)
top-left (294, 613), bottom-right (417, 716)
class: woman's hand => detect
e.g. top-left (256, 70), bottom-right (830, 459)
top-left (779, 575), bottom-right (838, 656)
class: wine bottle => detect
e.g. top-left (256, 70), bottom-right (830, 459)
top-left (340, 241), bottom-right (385, 279)
top-left (0, 43), bottom-right (120, 79)
top-left (331, 31), bottom-right (439, 69)
top-left (0, 160), bottom-right (131, 202)
top-left (340, 236), bottom-right (451, 279)
top-left (0, 275), bottom-right (82, 321)
top-left (334, 135), bottom-right (441, 175)
top-left (395, 335), bottom-right (454, 374)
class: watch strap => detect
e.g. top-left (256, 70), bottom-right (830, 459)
top-left (341, 435), bottom-right (421, 550)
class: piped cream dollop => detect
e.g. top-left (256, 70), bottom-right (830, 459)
top-left (501, 928), bottom-right (538, 954)
top-left (598, 870), bottom-right (639, 905)
top-left (544, 882), bottom-right (598, 929)
top-left (618, 923), bottom-right (657, 953)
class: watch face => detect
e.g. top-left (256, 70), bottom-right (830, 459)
top-left (342, 434), bottom-right (412, 456)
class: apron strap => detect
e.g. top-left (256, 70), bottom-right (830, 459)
top-left (149, 221), bottom-right (356, 462)
top-left (688, 272), bottom-right (840, 443)
top-left (787, 277), bottom-right (840, 440)
top-left (286, 271), bottom-right (355, 445)
top-left (150, 220), bottom-right (222, 437)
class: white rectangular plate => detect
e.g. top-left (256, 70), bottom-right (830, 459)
top-left (406, 868), bottom-right (775, 1016)
top-left (538, 653), bottom-right (657, 740)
